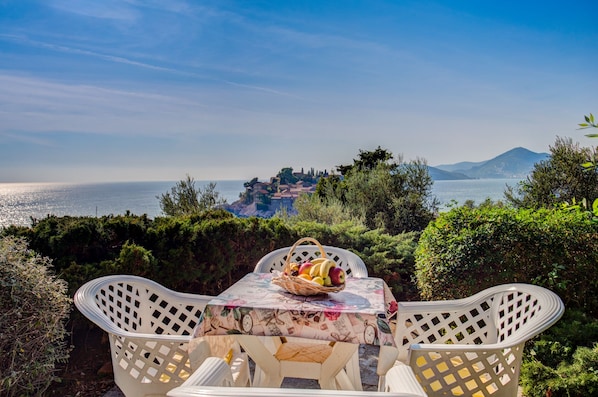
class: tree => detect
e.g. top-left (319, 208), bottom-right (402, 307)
top-left (277, 167), bottom-right (298, 185)
top-left (505, 137), bottom-right (598, 209)
top-left (243, 177), bottom-right (259, 188)
top-left (310, 147), bottom-right (438, 234)
top-left (158, 175), bottom-right (227, 216)
top-left (336, 146), bottom-right (394, 175)
top-left (577, 112), bottom-right (598, 219)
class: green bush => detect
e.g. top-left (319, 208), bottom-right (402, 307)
top-left (521, 344), bottom-right (598, 397)
top-left (415, 206), bottom-right (598, 314)
top-left (519, 309), bottom-right (598, 396)
top-left (2, 212), bottom-right (421, 300)
top-left (527, 309), bottom-right (598, 367)
top-left (0, 236), bottom-right (72, 396)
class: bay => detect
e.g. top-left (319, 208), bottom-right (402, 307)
top-left (433, 178), bottom-right (521, 210)
top-left (0, 180), bottom-right (245, 228)
top-left (0, 178), bottom-right (522, 228)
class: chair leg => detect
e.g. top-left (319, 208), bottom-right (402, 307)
top-left (344, 350), bottom-right (363, 390)
top-left (237, 335), bottom-right (284, 388)
top-left (319, 342), bottom-right (359, 390)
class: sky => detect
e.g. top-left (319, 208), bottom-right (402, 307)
top-left (0, 0), bottom-right (597, 183)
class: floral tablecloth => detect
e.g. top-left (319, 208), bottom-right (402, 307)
top-left (193, 272), bottom-right (397, 346)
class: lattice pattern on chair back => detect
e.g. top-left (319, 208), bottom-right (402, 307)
top-left (75, 275), bottom-right (213, 397)
top-left (394, 284), bottom-right (564, 397)
top-left (397, 296), bottom-right (497, 357)
top-left (495, 289), bottom-right (541, 344)
top-left (254, 245), bottom-right (368, 278)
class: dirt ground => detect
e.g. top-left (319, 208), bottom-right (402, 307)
top-left (47, 326), bottom-right (116, 397)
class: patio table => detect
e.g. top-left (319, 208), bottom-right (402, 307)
top-left (190, 273), bottom-right (398, 390)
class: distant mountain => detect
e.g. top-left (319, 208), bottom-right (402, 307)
top-left (427, 167), bottom-right (474, 181)
top-left (434, 160), bottom-right (487, 173)
top-left (431, 147), bottom-right (549, 180)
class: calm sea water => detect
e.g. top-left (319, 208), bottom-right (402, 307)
top-left (0, 179), bottom-right (521, 228)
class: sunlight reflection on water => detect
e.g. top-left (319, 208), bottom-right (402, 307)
top-left (0, 179), bottom-right (520, 228)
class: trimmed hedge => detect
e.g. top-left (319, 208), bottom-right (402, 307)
top-left (415, 206), bottom-right (598, 315)
top-left (2, 213), bottom-right (420, 301)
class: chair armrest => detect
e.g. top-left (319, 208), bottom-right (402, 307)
top-left (384, 362), bottom-right (427, 397)
top-left (409, 341), bottom-right (514, 353)
top-left (178, 357), bottom-right (235, 387)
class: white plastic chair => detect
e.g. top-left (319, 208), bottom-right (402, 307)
top-left (254, 244), bottom-right (368, 277)
top-left (74, 275), bottom-right (250, 397)
top-left (379, 283), bottom-right (564, 397)
top-left (252, 244), bottom-right (368, 389)
top-left (167, 356), bottom-right (428, 397)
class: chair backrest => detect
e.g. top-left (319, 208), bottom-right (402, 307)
top-left (254, 245), bottom-right (368, 278)
top-left (395, 283), bottom-right (564, 354)
top-left (394, 283), bottom-right (564, 397)
top-left (74, 274), bottom-right (211, 336)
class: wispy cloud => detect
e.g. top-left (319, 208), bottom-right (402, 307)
top-left (0, 34), bottom-right (200, 76)
top-left (0, 131), bottom-right (56, 147)
top-left (47, 0), bottom-right (139, 21)
top-left (0, 32), bottom-right (302, 99)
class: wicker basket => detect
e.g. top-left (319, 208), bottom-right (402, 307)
top-left (271, 237), bottom-right (345, 296)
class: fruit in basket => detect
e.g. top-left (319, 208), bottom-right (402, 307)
top-left (329, 267), bottom-right (346, 286)
top-left (319, 259), bottom-right (335, 278)
top-left (309, 263), bottom-right (322, 278)
top-left (298, 273), bottom-right (312, 281)
top-left (311, 257), bottom-right (327, 265)
top-left (298, 261), bottom-right (314, 275)
top-left (284, 262), bottom-right (300, 276)
top-left (323, 275), bottom-right (333, 286)
top-left (311, 276), bottom-right (325, 285)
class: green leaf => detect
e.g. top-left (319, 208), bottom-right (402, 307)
top-left (377, 318), bottom-right (392, 334)
top-left (585, 133), bottom-right (598, 138)
top-left (590, 113), bottom-right (595, 123)
top-left (585, 115), bottom-right (591, 123)
top-left (579, 123), bottom-right (589, 127)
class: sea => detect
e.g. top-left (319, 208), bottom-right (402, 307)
top-left (0, 178), bottom-right (522, 229)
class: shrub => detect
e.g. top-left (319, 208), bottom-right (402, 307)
top-left (0, 236), bottom-right (72, 396)
top-left (519, 309), bottom-right (598, 396)
top-left (521, 344), bottom-right (598, 397)
top-left (415, 205), bottom-right (598, 314)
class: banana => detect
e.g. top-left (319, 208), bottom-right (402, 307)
top-left (311, 257), bottom-right (327, 265)
top-left (309, 263), bottom-right (322, 278)
top-left (319, 259), bottom-right (335, 278)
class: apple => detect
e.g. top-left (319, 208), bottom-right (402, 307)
top-left (329, 267), bottom-right (346, 286)
top-left (298, 261), bottom-right (314, 275)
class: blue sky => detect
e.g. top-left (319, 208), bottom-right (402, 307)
top-left (0, 0), bottom-right (596, 183)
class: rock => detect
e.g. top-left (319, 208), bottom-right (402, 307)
top-left (97, 361), bottom-right (113, 376)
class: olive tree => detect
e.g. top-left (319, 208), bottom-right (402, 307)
top-left (577, 112), bottom-right (598, 219)
top-left (158, 175), bottom-right (227, 216)
top-left (308, 147), bottom-right (438, 234)
top-left (505, 136), bottom-right (598, 209)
